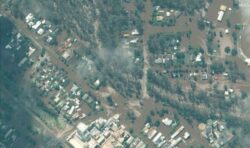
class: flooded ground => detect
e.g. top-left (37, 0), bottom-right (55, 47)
top-left (239, 0), bottom-right (250, 57)
top-left (4, 0), bottom-right (250, 147)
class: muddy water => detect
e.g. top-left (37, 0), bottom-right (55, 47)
top-left (239, 0), bottom-right (250, 57)
top-left (207, 0), bottom-right (250, 57)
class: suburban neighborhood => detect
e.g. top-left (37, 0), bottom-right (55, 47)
top-left (1, 0), bottom-right (250, 148)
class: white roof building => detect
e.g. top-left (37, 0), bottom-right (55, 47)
top-left (130, 38), bottom-right (139, 44)
top-left (94, 79), bottom-right (100, 87)
top-left (18, 57), bottom-right (28, 67)
top-left (62, 50), bottom-right (71, 60)
top-left (77, 122), bottom-right (88, 134)
top-left (32, 21), bottom-right (42, 30)
top-left (152, 132), bottom-right (162, 144)
top-left (245, 59), bottom-right (250, 66)
top-left (171, 126), bottom-right (184, 139)
top-left (225, 29), bottom-right (229, 34)
top-left (166, 11), bottom-right (171, 17)
top-left (46, 36), bottom-right (53, 43)
top-left (131, 29), bottom-right (139, 36)
top-left (27, 46), bottom-right (36, 57)
top-left (195, 53), bottom-right (202, 62)
top-left (41, 19), bottom-right (46, 24)
top-left (67, 106), bottom-right (75, 115)
top-left (183, 132), bottom-right (191, 140)
top-left (148, 129), bottom-right (157, 140)
top-left (25, 13), bottom-right (34, 23)
top-left (217, 11), bottom-right (224, 22)
top-left (162, 117), bottom-right (173, 126)
top-left (28, 21), bottom-right (35, 28)
top-left (68, 135), bottom-right (87, 148)
top-left (169, 137), bottom-right (182, 148)
top-left (37, 28), bottom-right (45, 35)
top-left (156, 16), bottom-right (164, 21)
top-left (224, 90), bottom-right (229, 96)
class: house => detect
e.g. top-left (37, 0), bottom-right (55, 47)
top-left (217, 5), bottom-right (227, 22)
top-left (220, 5), bottom-right (227, 11)
top-left (148, 129), bottom-right (157, 140)
top-left (154, 6), bottom-right (160, 11)
top-left (68, 115), bottom-right (145, 148)
top-left (156, 16), bottom-right (164, 21)
top-left (32, 21), bottom-right (42, 30)
top-left (166, 11), bottom-right (171, 17)
top-left (171, 126), bottom-right (184, 139)
top-left (200, 120), bottom-right (233, 146)
top-left (201, 9), bottom-right (206, 18)
top-left (136, 141), bottom-right (146, 148)
top-left (225, 29), bottom-right (229, 34)
top-left (152, 132), bottom-right (162, 144)
top-left (37, 28), bottom-right (44, 35)
top-left (169, 137), bottom-right (182, 148)
top-left (68, 134), bottom-right (87, 148)
top-left (25, 13), bottom-right (34, 23)
top-left (217, 11), bottom-right (224, 22)
top-left (162, 117), bottom-right (173, 126)
top-left (28, 21), bottom-right (35, 28)
top-left (54, 92), bottom-right (61, 103)
top-left (62, 50), bottom-right (71, 60)
top-left (245, 58), bottom-right (250, 66)
top-left (195, 53), bottom-right (202, 62)
top-left (201, 72), bottom-right (208, 80)
top-left (46, 36), bottom-right (53, 44)
top-left (183, 132), bottom-right (191, 140)
top-left (18, 57), bottom-right (28, 67)
top-left (155, 58), bottom-right (165, 64)
top-left (158, 10), bottom-right (164, 14)
top-left (229, 89), bottom-right (234, 95)
top-left (123, 33), bottom-right (130, 37)
top-left (27, 46), bottom-right (36, 57)
top-left (131, 29), bottom-right (139, 36)
top-left (41, 19), bottom-right (46, 24)
top-left (67, 106), bottom-right (75, 115)
top-left (94, 79), bottom-right (100, 87)
top-left (223, 72), bottom-right (228, 77)
top-left (130, 38), bottom-right (139, 44)
top-left (77, 123), bottom-right (91, 142)
top-left (174, 11), bottom-right (181, 17)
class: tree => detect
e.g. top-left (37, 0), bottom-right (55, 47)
top-left (106, 96), bottom-right (114, 106)
top-left (154, 120), bottom-right (160, 127)
top-left (210, 62), bottom-right (225, 74)
top-left (150, 110), bottom-right (155, 116)
top-left (197, 19), bottom-right (205, 30)
top-left (148, 33), bottom-right (182, 54)
top-left (135, 0), bottom-right (145, 12)
top-left (232, 32), bottom-right (238, 45)
top-left (145, 115), bottom-right (152, 124)
top-left (128, 128), bottom-right (134, 134)
top-left (226, 19), bottom-right (231, 28)
top-left (152, 0), bottom-right (205, 15)
top-left (231, 48), bottom-right (238, 56)
top-left (158, 109), bottom-right (168, 117)
top-left (234, 24), bottom-right (242, 30)
top-left (241, 91), bottom-right (248, 100)
top-left (232, 0), bottom-right (239, 9)
top-left (176, 52), bottom-right (185, 64)
top-left (98, 0), bottom-right (129, 49)
top-left (224, 47), bottom-right (231, 54)
top-left (127, 111), bottom-right (136, 123)
top-left (190, 81), bottom-right (196, 91)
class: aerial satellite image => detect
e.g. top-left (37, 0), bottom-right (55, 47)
top-left (1, 0), bottom-right (250, 147)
